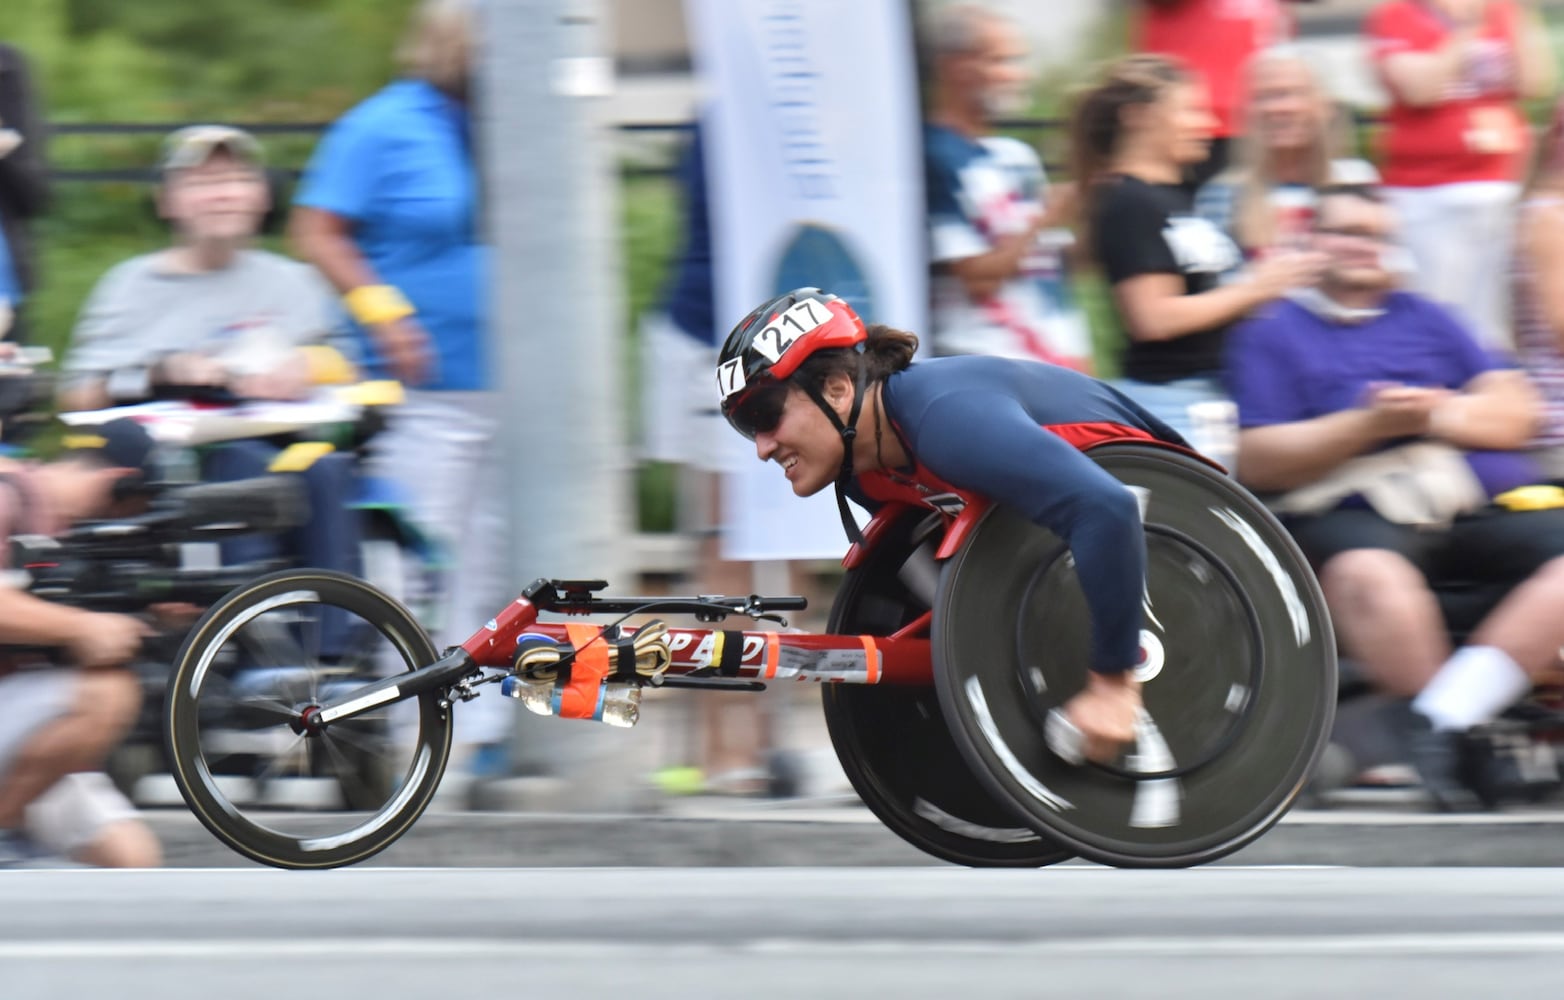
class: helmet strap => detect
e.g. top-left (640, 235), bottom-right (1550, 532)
top-left (797, 352), bottom-right (868, 546)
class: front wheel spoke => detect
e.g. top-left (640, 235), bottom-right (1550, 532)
top-left (251, 732), bottom-right (309, 783)
top-left (237, 620), bottom-right (304, 670)
top-left (316, 724), bottom-right (387, 759)
top-left (316, 734), bottom-right (359, 782)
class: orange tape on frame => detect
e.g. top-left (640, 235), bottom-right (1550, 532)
top-left (559, 623), bottom-right (610, 720)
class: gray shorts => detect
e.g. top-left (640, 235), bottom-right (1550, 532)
top-left (0, 669), bottom-right (138, 854)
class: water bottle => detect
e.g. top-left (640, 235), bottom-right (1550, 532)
top-left (499, 675), bottom-right (554, 717)
top-left (500, 675), bottom-right (643, 728)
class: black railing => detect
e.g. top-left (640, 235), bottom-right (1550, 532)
top-left (44, 118), bottom-right (1069, 183)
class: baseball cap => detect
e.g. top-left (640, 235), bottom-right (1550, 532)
top-left (158, 124), bottom-right (265, 175)
top-left (61, 418), bottom-right (162, 487)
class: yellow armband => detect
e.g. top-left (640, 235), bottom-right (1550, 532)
top-left (344, 285), bottom-right (415, 327)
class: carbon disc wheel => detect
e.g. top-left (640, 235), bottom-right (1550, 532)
top-left (932, 445), bottom-right (1336, 868)
top-left (823, 510), bottom-right (1074, 868)
top-left (165, 570), bottom-right (452, 869)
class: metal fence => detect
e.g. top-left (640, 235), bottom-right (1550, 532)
top-left (44, 119), bottom-right (1068, 182)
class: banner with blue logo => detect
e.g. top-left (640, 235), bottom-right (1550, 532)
top-left (687, 0), bottom-right (927, 560)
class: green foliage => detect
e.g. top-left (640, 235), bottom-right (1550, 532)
top-left (0, 0), bottom-right (419, 121)
top-left (620, 173), bottom-right (681, 533)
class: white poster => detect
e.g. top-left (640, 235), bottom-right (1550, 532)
top-left (687, 0), bottom-right (927, 561)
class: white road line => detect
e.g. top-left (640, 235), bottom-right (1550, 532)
top-left (4, 933), bottom-right (1564, 961)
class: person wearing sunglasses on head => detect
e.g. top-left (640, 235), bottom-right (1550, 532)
top-left (716, 288), bottom-right (1187, 763)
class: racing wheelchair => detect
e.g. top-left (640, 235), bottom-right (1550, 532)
top-left (162, 440), bottom-right (1337, 870)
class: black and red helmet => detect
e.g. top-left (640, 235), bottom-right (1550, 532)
top-left (715, 287), bottom-right (872, 544)
top-left (715, 289), bottom-right (867, 434)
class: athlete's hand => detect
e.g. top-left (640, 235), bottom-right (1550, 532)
top-left (1061, 672), bottom-right (1142, 764)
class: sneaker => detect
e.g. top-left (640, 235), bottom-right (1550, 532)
top-left (1405, 713), bottom-right (1486, 813)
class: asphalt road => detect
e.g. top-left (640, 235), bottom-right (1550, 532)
top-left (6, 867), bottom-right (1564, 998)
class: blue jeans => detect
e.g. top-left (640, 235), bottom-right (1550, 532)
top-left (1110, 376), bottom-right (1226, 443)
top-left (202, 440), bottom-right (363, 658)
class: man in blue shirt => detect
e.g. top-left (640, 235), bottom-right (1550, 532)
top-left (290, 0), bottom-right (511, 780)
top-left (292, 78), bottom-right (484, 389)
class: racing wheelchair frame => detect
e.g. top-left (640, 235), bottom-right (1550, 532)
top-left (162, 442), bottom-right (1338, 870)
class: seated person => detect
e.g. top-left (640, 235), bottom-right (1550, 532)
top-left (56, 126), bottom-right (361, 654)
top-left (0, 419), bottom-right (163, 866)
top-left (1226, 183), bottom-right (1564, 811)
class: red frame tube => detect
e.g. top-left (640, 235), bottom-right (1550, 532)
top-left (460, 596), bottom-right (933, 685)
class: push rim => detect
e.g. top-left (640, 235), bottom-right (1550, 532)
top-left (932, 445), bottom-right (1336, 868)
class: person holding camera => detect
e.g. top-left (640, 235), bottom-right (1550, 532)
top-left (0, 419), bottom-right (162, 867)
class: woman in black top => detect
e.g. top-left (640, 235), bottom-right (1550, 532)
top-left (1069, 55), bottom-right (1322, 444)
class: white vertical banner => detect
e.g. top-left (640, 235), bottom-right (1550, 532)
top-left (687, 0), bottom-right (927, 562)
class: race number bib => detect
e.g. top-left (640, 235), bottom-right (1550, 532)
top-left (749, 299), bottom-right (830, 363)
top-left (716, 358), bottom-right (747, 400)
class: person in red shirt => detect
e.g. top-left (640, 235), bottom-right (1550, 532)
top-left (1366, 0), bottom-right (1555, 354)
top-left (1135, 0), bottom-right (1297, 188)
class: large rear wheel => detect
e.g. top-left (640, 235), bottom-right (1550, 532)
top-left (933, 446), bottom-right (1336, 868)
top-left (823, 509), bottom-right (1074, 868)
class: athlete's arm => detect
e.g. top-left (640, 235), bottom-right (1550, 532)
top-left (909, 391), bottom-right (1144, 674)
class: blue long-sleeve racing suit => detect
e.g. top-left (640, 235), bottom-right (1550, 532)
top-left (859, 355), bottom-right (1187, 674)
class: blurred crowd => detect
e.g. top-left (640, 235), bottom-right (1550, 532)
top-left (4, 0), bottom-right (1564, 867)
top-left (914, 0), bottom-right (1564, 812)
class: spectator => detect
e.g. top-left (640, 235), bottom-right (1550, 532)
top-left (1366, 0), bottom-right (1555, 353)
top-left (1070, 54), bottom-right (1322, 441)
top-left (1512, 98), bottom-right (1564, 479)
top-left (0, 41), bottom-right (47, 344)
top-left (1196, 46), bottom-right (1377, 260)
top-left (1134, 0), bottom-right (1296, 189)
top-left (922, 3), bottom-right (1091, 369)
top-left (1228, 183), bottom-right (1564, 811)
top-left (290, 0), bottom-right (512, 780)
top-left (56, 125), bottom-right (363, 655)
top-left (0, 420), bottom-right (162, 867)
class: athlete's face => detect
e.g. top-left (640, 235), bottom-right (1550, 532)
top-left (752, 377), bottom-right (853, 498)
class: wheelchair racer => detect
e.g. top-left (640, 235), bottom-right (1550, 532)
top-left (716, 287), bottom-right (1189, 763)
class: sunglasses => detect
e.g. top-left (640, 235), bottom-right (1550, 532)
top-left (723, 382), bottom-right (791, 441)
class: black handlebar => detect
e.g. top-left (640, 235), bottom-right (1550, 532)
top-left (522, 578), bottom-right (808, 621)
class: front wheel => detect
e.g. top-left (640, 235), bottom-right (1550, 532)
top-left (165, 569), bottom-right (452, 869)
